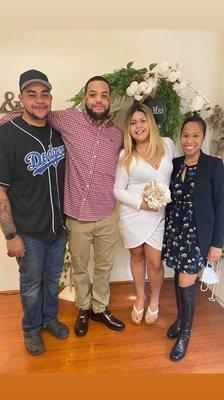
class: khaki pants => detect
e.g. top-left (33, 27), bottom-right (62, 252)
top-left (66, 213), bottom-right (117, 313)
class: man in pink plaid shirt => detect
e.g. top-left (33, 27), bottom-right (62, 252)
top-left (1, 75), bottom-right (125, 336)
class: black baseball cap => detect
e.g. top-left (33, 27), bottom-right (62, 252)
top-left (19, 69), bottom-right (52, 92)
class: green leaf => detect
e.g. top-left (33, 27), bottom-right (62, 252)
top-left (138, 68), bottom-right (148, 74)
top-left (127, 61), bottom-right (134, 69)
top-left (149, 63), bottom-right (157, 71)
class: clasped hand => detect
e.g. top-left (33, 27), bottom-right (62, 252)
top-left (7, 236), bottom-right (26, 258)
top-left (206, 246), bottom-right (222, 263)
top-left (140, 200), bottom-right (158, 212)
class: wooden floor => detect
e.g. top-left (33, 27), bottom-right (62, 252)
top-left (0, 280), bottom-right (224, 373)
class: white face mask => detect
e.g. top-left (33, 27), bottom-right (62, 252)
top-left (199, 262), bottom-right (219, 292)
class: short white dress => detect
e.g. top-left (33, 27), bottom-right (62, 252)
top-left (114, 137), bottom-right (174, 250)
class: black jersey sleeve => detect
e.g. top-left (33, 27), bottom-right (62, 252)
top-left (0, 128), bottom-right (15, 188)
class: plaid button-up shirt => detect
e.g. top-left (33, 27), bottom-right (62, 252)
top-left (47, 108), bottom-right (123, 221)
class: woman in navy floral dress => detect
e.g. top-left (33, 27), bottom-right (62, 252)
top-left (162, 115), bottom-right (224, 362)
top-left (163, 164), bottom-right (204, 275)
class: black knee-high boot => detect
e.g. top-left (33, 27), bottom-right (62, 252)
top-left (170, 284), bottom-right (195, 362)
top-left (167, 271), bottom-right (182, 339)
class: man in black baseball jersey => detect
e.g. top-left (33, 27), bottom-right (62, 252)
top-left (0, 70), bottom-right (68, 355)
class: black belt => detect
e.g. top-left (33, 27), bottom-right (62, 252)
top-left (176, 200), bottom-right (192, 205)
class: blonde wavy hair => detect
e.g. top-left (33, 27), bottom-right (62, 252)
top-left (120, 104), bottom-right (166, 172)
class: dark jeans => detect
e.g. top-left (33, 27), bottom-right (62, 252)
top-left (17, 230), bottom-right (67, 333)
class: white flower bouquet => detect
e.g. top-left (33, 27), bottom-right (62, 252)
top-left (142, 181), bottom-right (172, 209)
top-left (126, 79), bottom-right (156, 100)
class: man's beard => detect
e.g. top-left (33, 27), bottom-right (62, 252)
top-left (85, 104), bottom-right (110, 121)
top-left (25, 108), bottom-right (49, 121)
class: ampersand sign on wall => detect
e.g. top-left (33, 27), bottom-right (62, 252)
top-left (0, 91), bottom-right (23, 113)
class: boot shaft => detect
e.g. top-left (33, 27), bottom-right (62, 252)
top-left (179, 284), bottom-right (195, 336)
top-left (170, 283), bottom-right (195, 361)
top-left (174, 271), bottom-right (181, 318)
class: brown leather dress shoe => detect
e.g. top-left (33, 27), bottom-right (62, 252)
top-left (74, 309), bottom-right (90, 337)
top-left (91, 308), bottom-right (125, 331)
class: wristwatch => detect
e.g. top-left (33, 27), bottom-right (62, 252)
top-left (5, 231), bottom-right (18, 240)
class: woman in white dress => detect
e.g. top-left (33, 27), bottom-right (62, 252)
top-left (114, 104), bottom-right (174, 324)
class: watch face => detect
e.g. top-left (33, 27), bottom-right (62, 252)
top-left (6, 232), bottom-right (18, 240)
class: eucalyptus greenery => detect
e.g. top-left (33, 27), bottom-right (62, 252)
top-left (70, 62), bottom-right (183, 142)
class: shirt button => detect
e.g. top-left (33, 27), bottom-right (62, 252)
top-left (87, 185), bottom-right (89, 188)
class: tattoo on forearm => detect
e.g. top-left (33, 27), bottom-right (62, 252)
top-left (0, 199), bottom-right (16, 235)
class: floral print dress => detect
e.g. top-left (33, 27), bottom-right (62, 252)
top-left (162, 163), bottom-right (204, 274)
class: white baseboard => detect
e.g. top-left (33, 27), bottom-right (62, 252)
top-left (216, 296), bottom-right (224, 309)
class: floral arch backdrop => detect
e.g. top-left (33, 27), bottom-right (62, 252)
top-left (71, 61), bottom-right (224, 156)
top-left (61, 61), bottom-right (224, 285)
